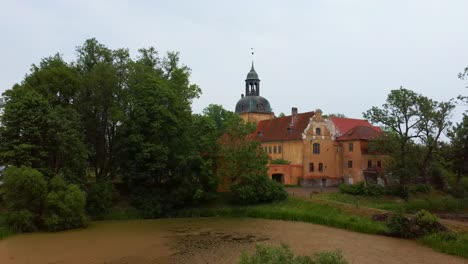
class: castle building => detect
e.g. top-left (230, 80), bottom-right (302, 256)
top-left (235, 63), bottom-right (386, 186)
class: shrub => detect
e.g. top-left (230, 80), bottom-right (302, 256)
top-left (3, 166), bottom-right (47, 215)
top-left (338, 182), bottom-right (384, 196)
top-left (5, 210), bottom-right (36, 232)
top-left (237, 244), bottom-right (348, 264)
top-left (2, 166), bottom-right (47, 231)
top-left (231, 175), bottom-right (287, 205)
top-left (270, 159), bottom-right (290, 165)
top-left (408, 184), bottom-right (432, 194)
top-left (130, 188), bottom-right (166, 218)
top-left (43, 176), bottom-right (88, 231)
top-left (86, 180), bottom-right (117, 216)
top-left (413, 209), bottom-right (439, 235)
top-left (386, 212), bottom-right (413, 238)
top-left (386, 210), bottom-right (443, 238)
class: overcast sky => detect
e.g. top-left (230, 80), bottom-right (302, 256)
top-left (1, 0), bottom-right (467, 123)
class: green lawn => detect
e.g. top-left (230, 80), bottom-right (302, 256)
top-left (315, 192), bottom-right (468, 214)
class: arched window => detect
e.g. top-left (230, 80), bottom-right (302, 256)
top-left (313, 143), bottom-right (320, 154)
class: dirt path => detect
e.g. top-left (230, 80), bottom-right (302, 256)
top-left (0, 218), bottom-right (466, 264)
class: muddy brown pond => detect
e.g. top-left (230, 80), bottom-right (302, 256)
top-left (0, 217), bottom-right (466, 264)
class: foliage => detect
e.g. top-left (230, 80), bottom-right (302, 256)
top-left (0, 55), bottom-right (88, 184)
top-left (231, 175), bottom-right (287, 205)
top-left (202, 104), bottom-right (236, 135)
top-left (0, 39), bottom-right (218, 219)
top-left (445, 114), bottom-right (468, 194)
top-left (363, 87), bottom-right (455, 186)
top-left (5, 210), bottom-right (36, 233)
top-left (407, 184), bottom-right (432, 194)
top-left (85, 180), bottom-right (117, 216)
top-left (238, 244), bottom-right (348, 264)
top-left (43, 176), bottom-right (88, 231)
top-left (2, 166), bottom-right (88, 232)
top-left (271, 158), bottom-right (290, 165)
top-left (338, 182), bottom-right (384, 196)
top-left (386, 210), bottom-right (441, 238)
top-left (420, 232), bottom-right (468, 259)
top-left (2, 166), bottom-right (47, 231)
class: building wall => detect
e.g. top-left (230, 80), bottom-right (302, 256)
top-left (268, 164), bottom-right (302, 185)
top-left (262, 140), bottom-right (303, 165)
top-left (240, 112), bottom-right (274, 124)
top-left (301, 112), bottom-right (341, 184)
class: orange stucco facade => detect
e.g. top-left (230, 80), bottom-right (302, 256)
top-left (251, 110), bottom-right (387, 187)
top-left (239, 112), bottom-right (275, 124)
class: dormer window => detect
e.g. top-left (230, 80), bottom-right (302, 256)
top-left (316, 128), bottom-right (321, 135)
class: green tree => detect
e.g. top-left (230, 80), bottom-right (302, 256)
top-left (75, 39), bottom-right (128, 179)
top-left (117, 48), bottom-right (202, 215)
top-left (417, 98), bottom-right (455, 183)
top-left (217, 115), bottom-right (287, 204)
top-left (447, 115), bottom-right (468, 190)
top-left (0, 55), bottom-right (87, 183)
top-left (364, 87), bottom-right (425, 185)
top-left (202, 104), bottom-right (236, 135)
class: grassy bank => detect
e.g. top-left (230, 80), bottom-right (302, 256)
top-left (175, 197), bottom-right (388, 235)
top-left (316, 192), bottom-right (468, 213)
top-left (420, 232), bottom-right (468, 259)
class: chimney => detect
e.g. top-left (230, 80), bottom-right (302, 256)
top-left (291, 107), bottom-right (298, 115)
top-left (290, 107), bottom-right (298, 127)
top-left (241, 94), bottom-right (244, 98)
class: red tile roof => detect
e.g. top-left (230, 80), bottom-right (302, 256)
top-left (330, 117), bottom-right (382, 136)
top-left (252, 111), bottom-right (315, 142)
top-left (336, 125), bottom-right (382, 141)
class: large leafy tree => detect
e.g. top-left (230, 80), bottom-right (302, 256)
top-left (75, 39), bottom-right (129, 179)
top-left (364, 87), bottom-right (454, 185)
top-left (0, 55), bottom-right (87, 183)
top-left (447, 115), bottom-right (468, 188)
top-left (364, 87), bottom-right (424, 185)
top-left (417, 98), bottom-right (455, 183)
top-left (116, 48), bottom-right (203, 215)
top-left (217, 115), bottom-right (269, 185)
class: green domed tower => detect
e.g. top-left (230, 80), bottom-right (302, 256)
top-left (235, 62), bottom-right (274, 123)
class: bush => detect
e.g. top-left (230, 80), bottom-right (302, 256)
top-left (231, 175), bottom-right (287, 205)
top-left (86, 180), bottom-right (117, 216)
top-left (130, 188), bottom-right (166, 218)
top-left (270, 159), bottom-right (290, 165)
top-left (413, 209), bottom-right (439, 235)
top-left (2, 166), bottom-right (47, 231)
top-left (3, 166), bottom-right (47, 215)
top-left (5, 210), bottom-right (36, 232)
top-left (338, 182), bottom-right (384, 196)
top-left (386, 210), bottom-right (443, 238)
top-left (407, 184), bottom-right (432, 194)
top-left (43, 176), bottom-right (88, 231)
top-left (237, 244), bottom-right (348, 264)
top-left (386, 212), bottom-right (413, 238)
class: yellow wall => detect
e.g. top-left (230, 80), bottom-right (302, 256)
top-left (240, 112), bottom-right (274, 124)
